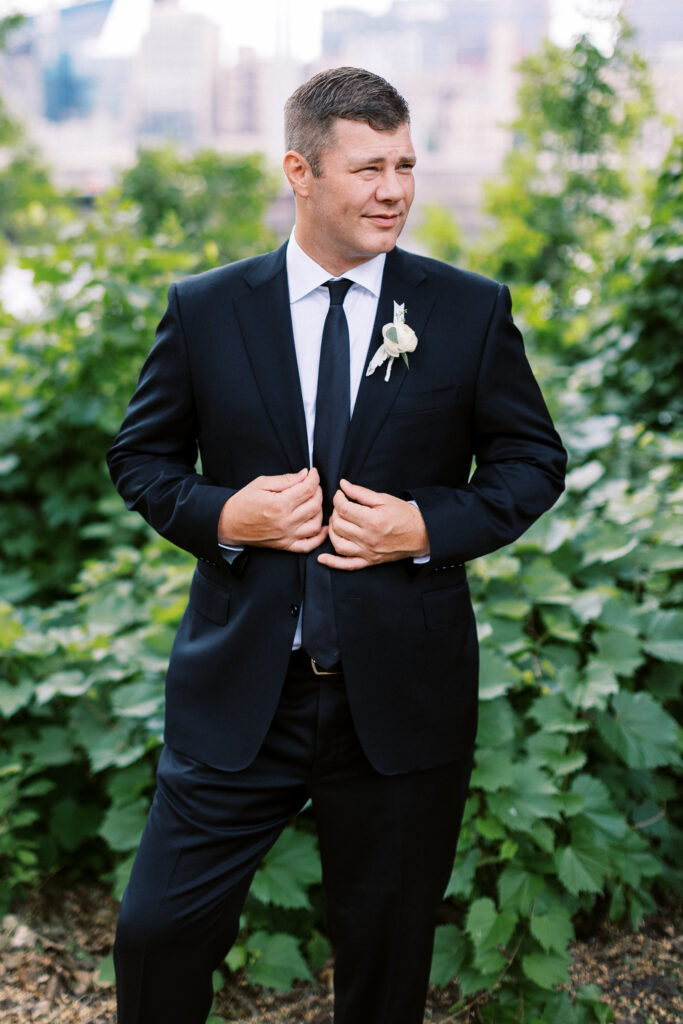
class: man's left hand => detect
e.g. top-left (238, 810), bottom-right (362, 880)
top-left (318, 479), bottom-right (430, 571)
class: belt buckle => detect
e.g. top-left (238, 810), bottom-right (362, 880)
top-left (310, 658), bottom-right (339, 676)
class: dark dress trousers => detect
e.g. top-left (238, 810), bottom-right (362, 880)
top-left (107, 243), bottom-right (566, 1024)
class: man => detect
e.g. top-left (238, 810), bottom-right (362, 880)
top-left (108, 67), bottom-right (566, 1024)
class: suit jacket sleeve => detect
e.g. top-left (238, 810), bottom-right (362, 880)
top-left (106, 283), bottom-right (235, 564)
top-left (408, 282), bottom-right (567, 566)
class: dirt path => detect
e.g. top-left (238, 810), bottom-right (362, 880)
top-left (0, 885), bottom-right (680, 1023)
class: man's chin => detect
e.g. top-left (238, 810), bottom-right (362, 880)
top-left (365, 227), bottom-right (404, 254)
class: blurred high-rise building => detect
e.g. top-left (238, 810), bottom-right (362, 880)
top-left (131, 0), bottom-right (219, 146)
top-left (315, 0), bottom-right (550, 232)
top-left (0, 0), bottom-right (681, 224)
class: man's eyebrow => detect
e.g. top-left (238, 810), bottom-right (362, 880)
top-left (351, 153), bottom-right (417, 165)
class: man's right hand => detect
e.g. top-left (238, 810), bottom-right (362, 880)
top-left (217, 468), bottom-right (327, 553)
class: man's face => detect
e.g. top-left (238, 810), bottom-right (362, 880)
top-left (296, 118), bottom-right (416, 275)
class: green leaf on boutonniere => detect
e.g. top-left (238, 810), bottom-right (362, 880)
top-left (401, 352), bottom-right (410, 367)
top-left (385, 324), bottom-right (398, 344)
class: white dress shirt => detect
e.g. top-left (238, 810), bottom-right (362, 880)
top-left (220, 235), bottom-right (426, 648)
top-left (286, 232), bottom-right (386, 457)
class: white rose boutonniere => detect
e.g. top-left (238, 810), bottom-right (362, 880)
top-left (366, 301), bottom-right (418, 382)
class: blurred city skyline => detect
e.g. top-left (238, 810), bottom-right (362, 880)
top-left (1, 0), bottom-right (622, 62)
top-left (1, 0), bottom-right (681, 236)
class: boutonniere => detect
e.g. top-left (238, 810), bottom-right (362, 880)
top-left (366, 301), bottom-right (418, 382)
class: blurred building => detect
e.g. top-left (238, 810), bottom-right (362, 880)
top-left (313, 0), bottom-right (549, 233)
top-left (131, 0), bottom-right (219, 146)
top-left (0, 0), bottom-right (681, 224)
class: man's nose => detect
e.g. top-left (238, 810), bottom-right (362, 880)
top-left (375, 170), bottom-right (406, 202)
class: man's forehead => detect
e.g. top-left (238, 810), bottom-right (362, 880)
top-left (329, 118), bottom-right (415, 158)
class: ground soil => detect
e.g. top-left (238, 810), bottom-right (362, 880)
top-left (0, 884), bottom-right (680, 1023)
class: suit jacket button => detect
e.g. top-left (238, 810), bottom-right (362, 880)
top-left (290, 604), bottom-right (300, 616)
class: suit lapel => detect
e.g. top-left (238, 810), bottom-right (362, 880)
top-left (341, 248), bottom-right (434, 482)
top-left (233, 244), bottom-right (310, 472)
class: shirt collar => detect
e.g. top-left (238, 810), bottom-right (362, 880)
top-left (286, 232), bottom-right (386, 303)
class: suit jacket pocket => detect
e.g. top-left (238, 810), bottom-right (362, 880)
top-left (189, 571), bottom-right (231, 625)
top-left (389, 384), bottom-right (461, 417)
top-left (422, 581), bottom-right (468, 631)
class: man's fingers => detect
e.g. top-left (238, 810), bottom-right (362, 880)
top-left (317, 551), bottom-right (370, 571)
top-left (328, 518), bottom-right (364, 553)
top-left (287, 526), bottom-right (328, 552)
top-left (331, 490), bottom-right (372, 529)
top-left (338, 478), bottom-right (384, 507)
top-left (289, 473), bottom-right (323, 506)
top-left (264, 468), bottom-right (309, 493)
top-left (293, 507), bottom-right (323, 539)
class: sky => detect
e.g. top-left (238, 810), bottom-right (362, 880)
top-left (0, 0), bottom-right (615, 61)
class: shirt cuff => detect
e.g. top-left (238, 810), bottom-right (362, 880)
top-left (408, 499), bottom-right (430, 564)
top-left (219, 542), bottom-right (245, 565)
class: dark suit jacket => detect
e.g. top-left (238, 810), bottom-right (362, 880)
top-left (107, 243), bottom-right (566, 775)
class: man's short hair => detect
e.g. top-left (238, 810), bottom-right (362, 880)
top-left (285, 66), bottom-right (410, 177)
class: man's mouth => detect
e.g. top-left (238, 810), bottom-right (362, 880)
top-left (365, 212), bottom-right (401, 226)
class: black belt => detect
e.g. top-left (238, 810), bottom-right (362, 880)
top-left (289, 648), bottom-right (343, 676)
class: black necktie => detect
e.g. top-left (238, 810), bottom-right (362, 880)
top-left (302, 278), bottom-right (353, 668)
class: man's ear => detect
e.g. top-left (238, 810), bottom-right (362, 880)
top-left (283, 150), bottom-right (313, 197)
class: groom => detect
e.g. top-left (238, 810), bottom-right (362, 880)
top-left (108, 66), bottom-right (566, 1024)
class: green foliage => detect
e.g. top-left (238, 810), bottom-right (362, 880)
top-left (415, 204), bottom-right (463, 266)
top-left (0, 18), bottom-right (64, 253)
top-left (0, 144), bottom-right (276, 602)
top-left (474, 26), bottom-right (654, 360)
top-left (414, 24), bottom-right (681, 1020)
top-left (0, 14), bottom-right (681, 1018)
top-left (120, 146), bottom-right (278, 264)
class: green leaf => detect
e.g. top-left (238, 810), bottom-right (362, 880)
top-left (0, 678), bottom-right (34, 718)
top-left (445, 847), bottom-right (478, 899)
top-left (246, 931), bottom-right (313, 990)
top-left (580, 523), bottom-right (638, 566)
top-left (566, 460), bottom-right (605, 492)
top-left (530, 903), bottom-right (574, 953)
top-left (111, 679), bottom-right (163, 718)
top-left (14, 726), bottom-right (75, 770)
top-left (594, 630), bottom-right (644, 677)
top-left (488, 596), bottom-right (531, 620)
top-left (471, 748), bottom-right (514, 792)
top-left (522, 950), bottom-right (571, 989)
top-left (430, 924), bottom-right (466, 986)
top-left (487, 762), bottom-right (561, 832)
top-left (498, 866), bottom-right (544, 915)
top-left (225, 942), bottom-right (247, 972)
top-left (529, 692), bottom-right (589, 733)
top-left (569, 775), bottom-right (629, 839)
top-left (566, 660), bottom-right (619, 711)
top-left (556, 831), bottom-right (609, 896)
top-left (643, 610), bottom-right (683, 664)
top-left (466, 897), bottom-right (516, 957)
top-left (72, 706), bottom-right (145, 772)
top-left (527, 731), bottom-right (587, 777)
top-left (477, 699), bottom-right (516, 747)
top-left (96, 953), bottom-right (116, 987)
top-left (250, 826), bottom-right (321, 909)
top-left (478, 648), bottom-right (519, 699)
top-left (522, 560), bottom-right (576, 605)
top-left (306, 931), bottom-right (332, 973)
top-left (596, 690), bottom-right (680, 769)
top-left (99, 798), bottom-right (149, 852)
top-left (112, 851), bottom-right (136, 901)
top-left (0, 603), bottom-right (26, 650)
top-left (50, 798), bottom-right (101, 851)
top-left (531, 821), bottom-right (556, 854)
top-left (35, 670), bottom-right (90, 704)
